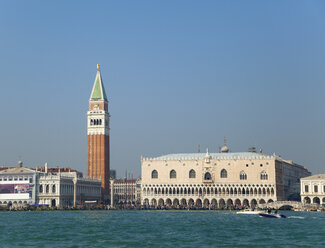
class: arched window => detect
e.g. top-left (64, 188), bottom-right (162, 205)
top-left (189, 169), bottom-right (196, 178)
top-left (170, 170), bottom-right (176, 179)
top-left (240, 171), bottom-right (247, 180)
top-left (204, 172), bottom-right (212, 180)
top-left (39, 185), bottom-right (43, 193)
top-left (52, 185), bottom-right (56, 193)
top-left (260, 171), bottom-right (268, 180)
top-left (220, 169), bottom-right (227, 178)
top-left (46, 185), bottom-right (49, 193)
top-left (151, 170), bottom-right (158, 179)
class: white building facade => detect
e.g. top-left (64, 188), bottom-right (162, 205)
top-left (110, 178), bottom-right (141, 205)
top-left (0, 163), bottom-right (37, 206)
top-left (141, 148), bottom-right (311, 208)
top-left (38, 171), bottom-right (102, 208)
top-left (300, 174), bottom-right (325, 205)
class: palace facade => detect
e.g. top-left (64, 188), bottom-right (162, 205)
top-left (141, 146), bottom-right (311, 208)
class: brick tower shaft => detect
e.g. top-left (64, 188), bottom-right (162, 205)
top-left (87, 64), bottom-right (110, 201)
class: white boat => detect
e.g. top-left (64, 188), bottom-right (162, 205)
top-left (236, 209), bottom-right (263, 215)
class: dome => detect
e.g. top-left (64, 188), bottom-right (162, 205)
top-left (221, 145), bottom-right (229, 153)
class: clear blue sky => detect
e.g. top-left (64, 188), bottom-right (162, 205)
top-left (0, 1), bottom-right (324, 177)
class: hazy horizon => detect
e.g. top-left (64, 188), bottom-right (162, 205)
top-left (0, 1), bottom-right (324, 178)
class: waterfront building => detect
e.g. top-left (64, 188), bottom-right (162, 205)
top-left (87, 64), bottom-right (111, 200)
top-left (141, 145), bottom-right (311, 208)
top-left (37, 164), bottom-right (101, 207)
top-left (0, 161), bottom-right (37, 206)
top-left (110, 178), bottom-right (141, 206)
top-left (300, 174), bottom-right (325, 205)
top-left (0, 162), bottom-right (102, 208)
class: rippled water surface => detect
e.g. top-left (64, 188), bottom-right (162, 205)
top-left (0, 210), bottom-right (324, 247)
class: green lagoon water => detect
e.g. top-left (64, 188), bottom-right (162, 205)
top-left (0, 210), bottom-right (324, 247)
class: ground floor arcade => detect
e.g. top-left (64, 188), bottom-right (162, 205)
top-left (142, 197), bottom-right (276, 209)
top-left (302, 196), bottom-right (325, 205)
top-left (142, 183), bottom-right (277, 208)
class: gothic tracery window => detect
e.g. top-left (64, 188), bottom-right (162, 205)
top-left (260, 171), bottom-right (268, 180)
top-left (170, 170), bottom-right (176, 179)
top-left (220, 169), bottom-right (227, 178)
top-left (240, 171), bottom-right (247, 180)
top-left (189, 169), bottom-right (196, 178)
top-left (204, 172), bottom-right (212, 180)
top-left (151, 170), bottom-right (158, 179)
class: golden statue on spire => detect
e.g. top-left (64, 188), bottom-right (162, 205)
top-left (97, 64), bottom-right (100, 70)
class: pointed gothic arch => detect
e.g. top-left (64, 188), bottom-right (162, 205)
top-left (260, 171), bottom-right (268, 180)
top-left (189, 169), bottom-right (196, 178)
top-left (240, 171), bottom-right (247, 180)
top-left (204, 172), bottom-right (212, 180)
top-left (220, 169), bottom-right (227, 178)
top-left (170, 170), bottom-right (176, 179)
top-left (151, 170), bottom-right (158, 179)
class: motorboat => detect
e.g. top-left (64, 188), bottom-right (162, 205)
top-left (236, 209), bottom-right (263, 215)
top-left (259, 212), bottom-right (286, 218)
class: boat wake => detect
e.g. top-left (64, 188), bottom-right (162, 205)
top-left (288, 216), bottom-right (305, 219)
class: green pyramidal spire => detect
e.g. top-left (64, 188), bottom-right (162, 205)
top-left (90, 64), bottom-right (107, 101)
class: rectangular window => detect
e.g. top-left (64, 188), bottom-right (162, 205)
top-left (305, 185), bottom-right (309, 193)
top-left (314, 185), bottom-right (318, 193)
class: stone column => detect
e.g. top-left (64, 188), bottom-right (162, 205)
top-left (110, 180), bottom-right (114, 208)
top-left (73, 177), bottom-right (77, 208)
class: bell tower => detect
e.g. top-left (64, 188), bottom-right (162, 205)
top-left (87, 64), bottom-right (110, 200)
